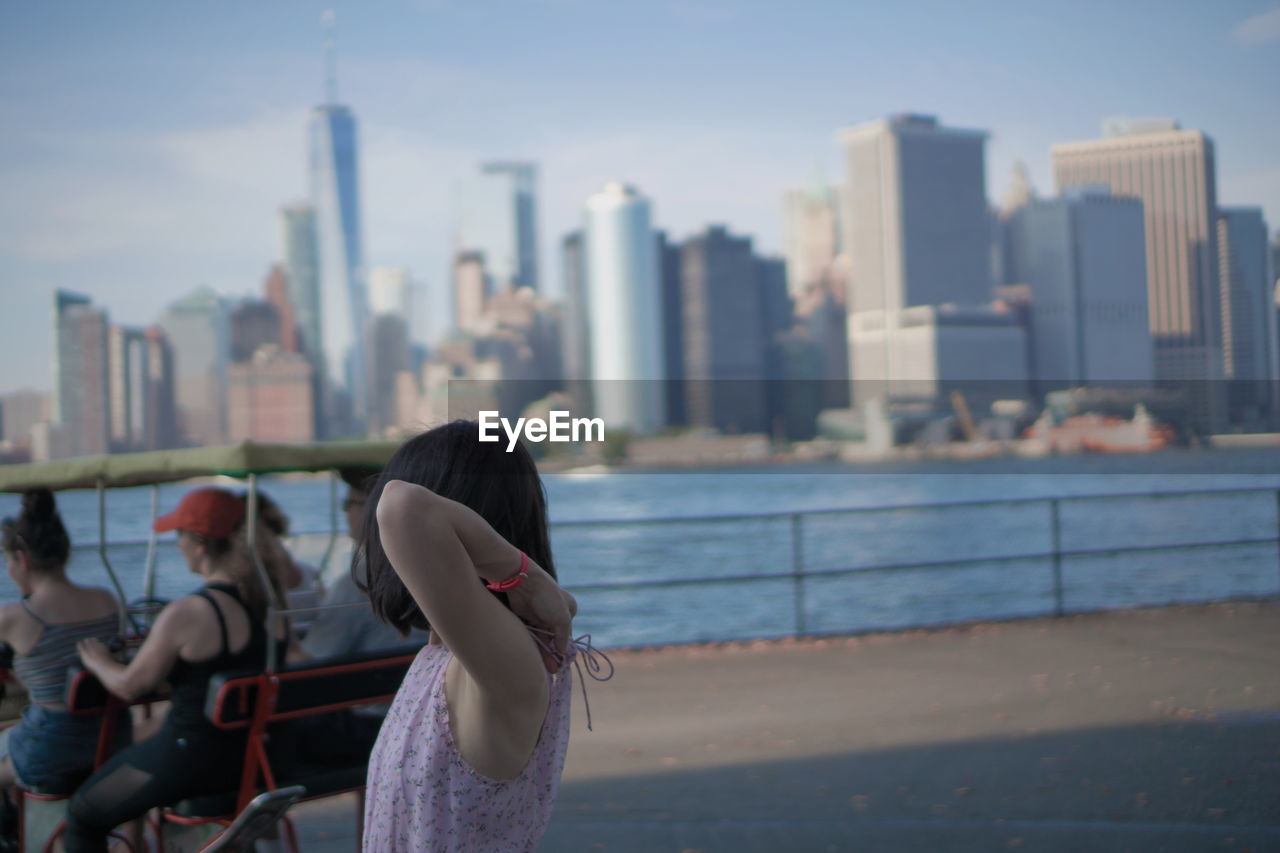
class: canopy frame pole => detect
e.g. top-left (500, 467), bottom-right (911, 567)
top-left (97, 478), bottom-right (143, 635)
top-left (140, 483), bottom-right (160, 621)
top-left (317, 471), bottom-right (340, 581)
top-left (246, 474), bottom-right (283, 671)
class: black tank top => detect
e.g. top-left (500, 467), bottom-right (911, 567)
top-left (165, 582), bottom-right (280, 735)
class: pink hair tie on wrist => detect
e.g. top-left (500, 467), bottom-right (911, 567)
top-left (485, 551), bottom-right (529, 592)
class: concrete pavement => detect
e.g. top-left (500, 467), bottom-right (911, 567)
top-left (283, 600), bottom-right (1280, 852)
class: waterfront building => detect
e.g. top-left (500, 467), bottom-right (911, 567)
top-left (1052, 118), bottom-right (1224, 429)
top-left (657, 231), bottom-right (686, 427)
top-left (1004, 187), bottom-right (1154, 391)
top-left (457, 162), bottom-right (540, 293)
top-left (847, 305), bottom-right (1029, 411)
top-left (53, 290), bottom-right (110, 458)
top-left (158, 288), bottom-right (230, 448)
top-left (227, 346), bottom-right (316, 443)
top-left (838, 113), bottom-right (994, 409)
top-left (781, 182), bottom-right (842, 304)
top-left (583, 183), bottom-right (666, 433)
top-left (452, 251), bottom-right (490, 335)
top-left (367, 313), bottom-right (411, 436)
top-left (229, 299), bottom-right (282, 364)
top-left (108, 325), bottom-right (148, 452)
top-left (0, 390), bottom-right (48, 450)
top-left (559, 232), bottom-right (592, 415)
top-left (263, 264), bottom-right (300, 355)
top-left (680, 226), bottom-right (768, 434)
top-left (1216, 207), bottom-right (1278, 430)
top-left (839, 113), bottom-right (992, 314)
top-left (142, 327), bottom-right (180, 450)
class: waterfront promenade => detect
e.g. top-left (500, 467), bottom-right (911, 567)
top-left (284, 599), bottom-right (1280, 852)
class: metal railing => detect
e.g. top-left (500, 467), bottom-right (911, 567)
top-left (550, 486), bottom-right (1280, 642)
top-left (52, 486), bottom-right (1280, 645)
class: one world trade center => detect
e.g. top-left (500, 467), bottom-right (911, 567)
top-left (309, 14), bottom-right (368, 429)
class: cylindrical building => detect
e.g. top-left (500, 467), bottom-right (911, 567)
top-left (583, 183), bottom-right (666, 434)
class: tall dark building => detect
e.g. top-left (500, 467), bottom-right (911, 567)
top-left (657, 231), bottom-right (686, 427)
top-left (367, 314), bottom-right (411, 435)
top-left (143, 326), bottom-right (180, 450)
top-left (680, 226), bottom-right (768, 434)
top-left (559, 232), bottom-right (590, 390)
top-left (230, 299), bottom-right (283, 363)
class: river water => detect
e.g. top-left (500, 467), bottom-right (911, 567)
top-left (3, 448), bottom-right (1279, 647)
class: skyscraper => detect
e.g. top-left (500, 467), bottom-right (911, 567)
top-left (680, 226), bottom-right (768, 434)
top-left (781, 182), bottom-right (841, 305)
top-left (458, 162), bottom-right (540, 293)
top-left (583, 183), bottom-right (665, 433)
top-left (452, 251), bottom-right (490, 334)
top-left (1052, 118), bottom-right (1224, 428)
top-left (53, 290), bottom-right (110, 458)
top-left (1216, 207), bottom-right (1277, 429)
top-left (108, 325), bottom-right (148, 452)
top-left (228, 346), bottom-right (316, 443)
top-left (142, 327), bottom-right (180, 451)
top-left (839, 114), bottom-right (995, 408)
top-left (281, 203), bottom-right (322, 359)
top-left (158, 288), bottom-right (229, 447)
top-left (263, 264), bottom-right (300, 355)
top-left (309, 19), bottom-right (368, 422)
top-left (839, 113), bottom-right (992, 314)
top-left (1004, 187), bottom-right (1153, 390)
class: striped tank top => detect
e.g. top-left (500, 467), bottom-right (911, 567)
top-left (12, 602), bottom-right (121, 706)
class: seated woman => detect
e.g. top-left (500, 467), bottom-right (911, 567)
top-left (65, 487), bottom-right (293, 853)
top-left (0, 489), bottom-right (128, 796)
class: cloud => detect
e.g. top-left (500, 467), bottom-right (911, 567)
top-left (1232, 7), bottom-right (1280, 45)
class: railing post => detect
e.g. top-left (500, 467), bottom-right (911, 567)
top-left (1050, 498), bottom-right (1064, 617)
top-left (1275, 490), bottom-right (1280, 595)
top-left (791, 513), bottom-right (806, 636)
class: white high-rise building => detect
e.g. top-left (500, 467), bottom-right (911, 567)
top-left (583, 183), bottom-right (666, 433)
top-left (369, 267), bottom-right (412, 317)
top-left (158, 288), bottom-right (230, 448)
top-left (839, 113), bottom-right (992, 314)
top-left (838, 114), bottom-right (997, 407)
top-left (1004, 187), bottom-right (1154, 388)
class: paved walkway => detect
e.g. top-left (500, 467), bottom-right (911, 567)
top-left (283, 600), bottom-right (1280, 852)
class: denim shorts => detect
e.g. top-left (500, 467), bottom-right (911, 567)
top-left (0, 704), bottom-right (132, 795)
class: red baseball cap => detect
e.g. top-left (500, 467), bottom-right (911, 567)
top-left (153, 488), bottom-right (245, 539)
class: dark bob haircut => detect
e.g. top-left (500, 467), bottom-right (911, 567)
top-left (360, 420), bottom-right (556, 635)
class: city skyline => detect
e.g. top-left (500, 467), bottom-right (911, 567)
top-left (2, 1), bottom-right (1279, 395)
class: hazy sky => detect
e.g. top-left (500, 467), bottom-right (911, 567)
top-left (2, 0), bottom-right (1278, 396)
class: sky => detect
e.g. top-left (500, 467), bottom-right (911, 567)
top-left (1, 0), bottom-right (1278, 396)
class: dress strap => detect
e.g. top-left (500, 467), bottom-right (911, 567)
top-left (529, 627), bottom-right (614, 732)
top-left (194, 589), bottom-right (231, 658)
top-left (19, 600), bottom-right (50, 628)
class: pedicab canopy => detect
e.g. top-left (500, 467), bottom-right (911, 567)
top-left (0, 440), bottom-right (402, 493)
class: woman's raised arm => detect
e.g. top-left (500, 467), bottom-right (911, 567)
top-left (375, 479), bottom-right (575, 696)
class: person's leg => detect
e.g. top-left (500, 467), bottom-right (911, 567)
top-left (65, 729), bottom-right (240, 853)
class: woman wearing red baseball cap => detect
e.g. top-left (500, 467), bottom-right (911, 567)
top-left (65, 487), bottom-right (293, 852)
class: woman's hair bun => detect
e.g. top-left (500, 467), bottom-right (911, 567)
top-left (21, 488), bottom-right (57, 521)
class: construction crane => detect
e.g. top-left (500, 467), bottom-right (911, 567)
top-left (950, 390), bottom-right (978, 442)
